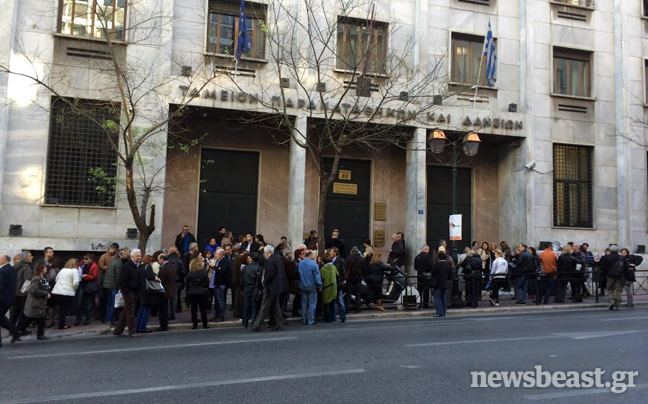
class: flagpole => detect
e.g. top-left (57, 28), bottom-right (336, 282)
top-left (234, 58), bottom-right (239, 85)
top-left (472, 52), bottom-right (485, 111)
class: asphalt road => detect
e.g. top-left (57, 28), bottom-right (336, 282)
top-left (0, 308), bottom-right (647, 404)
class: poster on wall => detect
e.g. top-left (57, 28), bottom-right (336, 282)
top-left (449, 214), bottom-right (462, 241)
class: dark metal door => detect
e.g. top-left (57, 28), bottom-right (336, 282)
top-left (198, 149), bottom-right (259, 246)
top-left (426, 166), bottom-right (472, 255)
top-left (324, 158), bottom-right (371, 256)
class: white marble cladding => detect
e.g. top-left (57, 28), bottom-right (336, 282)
top-left (0, 0), bottom-right (647, 255)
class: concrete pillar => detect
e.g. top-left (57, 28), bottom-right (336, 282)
top-left (287, 116), bottom-right (307, 248)
top-left (405, 128), bottom-right (427, 276)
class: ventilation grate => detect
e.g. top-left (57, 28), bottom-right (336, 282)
top-left (66, 47), bottom-right (112, 60)
top-left (557, 11), bottom-right (587, 21)
top-left (558, 104), bottom-right (588, 113)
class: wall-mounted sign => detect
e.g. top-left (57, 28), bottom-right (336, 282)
top-left (333, 182), bottom-right (357, 195)
top-left (373, 230), bottom-right (385, 248)
top-left (449, 214), bottom-right (462, 241)
top-left (374, 202), bottom-right (387, 221)
top-left (339, 170), bottom-right (352, 180)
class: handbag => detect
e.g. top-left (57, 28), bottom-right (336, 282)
top-left (575, 263), bottom-right (583, 272)
top-left (20, 280), bottom-right (32, 294)
top-left (114, 291), bottom-right (124, 308)
top-left (146, 279), bottom-right (165, 293)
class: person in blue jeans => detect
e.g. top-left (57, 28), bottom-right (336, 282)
top-left (240, 253), bottom-right (260, 328)
top-left (431, 250), bottom-right (452, 317)
top-left (298, 251), bottom-right (322, 325)
top-left (512, 244), bottom-right (533, 305)
top-left (136, 260), bottom-right (157, 333)
top-left (209, 249), bottom-right (231, 322)
top-left (329, 247), bottom-right (346, 322)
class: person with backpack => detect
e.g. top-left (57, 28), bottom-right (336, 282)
top-left (461, 249), bottom-right (482, 308)
top-left (605, 245), bottom-right (627, 311)
top-left (620, 248), bottom-right (642, 308)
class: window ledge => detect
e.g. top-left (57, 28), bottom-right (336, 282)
top-left (549, 1), bottom-right (595, 11)
top-left (333, 68), bottom-right (390, 79)
top-left (552, 226), bottom-right (596, 231)
top-left (41, 204), bottom-right (117, 210)
top-left (53, 33), bottom-right (128, 46)
top-left (449, 82), bottom-right (499, 91)
top-left (550, 93), bottom-right (595, 102)
top-left (204, 53), bottom-right (268, 64)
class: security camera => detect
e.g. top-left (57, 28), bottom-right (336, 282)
top-left (525, 160), bottom-right (536, 170)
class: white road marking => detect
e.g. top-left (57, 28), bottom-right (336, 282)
top-left (524, 384), bottom-right (648, 400)
top-left (600, 316), bottom-right (648, 321)
top-left (5, 337), bottom-right (298, 360)
top-left (405, 335), bottom-right (561, 347)
top-left (0, 369), bottom-right (365, 404)
top-left (552, 330), bottom-right (647, 340)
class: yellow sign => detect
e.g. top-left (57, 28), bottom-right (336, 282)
top-left (333, 182), bottom-right (357, 195)
top-left (373, 230), bottom-right (385, 248)
top-left (374, 202), bottom-right (387, 221)
top-left (339, 170), bottom-right (352, 180)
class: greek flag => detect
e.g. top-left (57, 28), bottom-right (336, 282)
top-left (236, 0), bottom-right (250, 61)
top-left (483, 22), bottom-right (497, 87)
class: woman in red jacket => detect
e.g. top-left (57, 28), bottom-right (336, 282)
top-left (75, 254), bottom-right (99, 326)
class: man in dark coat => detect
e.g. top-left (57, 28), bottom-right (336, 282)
top-left (210, 249), bottom-right (232, 322)
top-left (326, 228), bottom-right (347, 259)
top-left (415, 246), bottom-right (432, 308)
top-left (156, 254), bottom-right (177, 331)
top-left (174, 225), bottom-right (196, 255)
top-left (167, 247), bottom-right (185, 316)
top-left (512, 244), bottom-right (533, 305)
top-left (431, 252), bottom-right (452, 317)
top-left (345, 247), bottom-right (364, 313)
top-left (241, 233), bottom-right (260, 254)
top-left (251, 246), bottom-right (287, 331)
top-left (114, 249), bottom-right (143, 338)
top-left (329, 247), bottom-right (347, 322)
top-left (11, 251), bottom-right (33, 327)
top-left (388, 233), bottom-right (405, 268)
top-left (0, 254), bottom-right (21, 346)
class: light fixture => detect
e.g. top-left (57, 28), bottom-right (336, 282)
top-left (508, 103), bottom-right (518, 113)
top-left (428, 129), bottom-right (447, 154)
top-left (462, 131), bottom-right (481, 157)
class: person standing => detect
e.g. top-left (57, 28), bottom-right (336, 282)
top-left (251, 245), bottom-right (287, 331)
top-left (298, 250), bottom-right (322, 325)
top-left (76, 255), bottom-right (99, 326)
top-left (186, 256), bottom-right (210, 329)
top-left (136, 257), bottom-right (158, 334)
top-left (606, 245), bottom-right (627, 310)
top-left (17, 263), bottom-right (51, 340)
top-left (11, 251), bottom-right (33, 328)
top-left (512, 244), bottom-right (533, 305)
top-left (488, 250), bottom-right (508, 306)
top-left (241, 233), bottom-right (259, 254)
top-left (97, 243), bottom-right (119, 320)
top-left (304, 230), bottom-right (319, 251)
top-left (241, 253), bottom-right (260, 328)
top-left (621, 248), bottom-right (642, 308)
top-left (539, 243), bottom-right (557, 304)
top-left (0, 254), bottom-right (22, 346)
top-left (175, 225), bottom-right (196, 256)
top-left (167, 247), bottom-right (185, 317)
top-left (329, 247), bottom-right (346, 322)
top-left (156, 254), bottom-right (176, 331)
top-left (210, 248), bottom-right (231, 322)
top-left (104, 249), bottom-right (127, 324)
top-left (415, 246), bottom-right (432, 309)
top-left (598, 247), bottom-right (613, 296)
top-left (114, 249), bottom-right (143, 338)
top-left (431, 251), bottom-right (452, 317)
top-left (320, 256), bottom-right (338, 323)
top-left (326, 228), bottom-right (347, 259)
top-left (204, 238), bottom-right (219, 257)
top-left (570, 244), bottom-right (586, 303)
top-left (388, 233), bottom-right (405, 268)
top-left (345, 247), bottom-right (364, 314)
top-left (51, 258), bottom-right (80, 329)
top-left (461, 249), bottom-right (482, 308)
top-left (555, 246), bottom-right (576, 303)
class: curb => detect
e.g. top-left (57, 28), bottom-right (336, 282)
top-left (32, 301), bottom-right (646, 340)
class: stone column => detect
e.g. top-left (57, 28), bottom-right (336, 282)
top-left (405, 128), bottom-right (427, 276)
top-left (287, 116), bottom-right (307, 248)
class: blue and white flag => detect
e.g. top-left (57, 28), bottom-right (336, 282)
top-left (236, 0), bottom-right (250, 61)
top-left (483, 21), bottom-right (497, 87)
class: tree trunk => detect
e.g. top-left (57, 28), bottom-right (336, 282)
top-left (125, 160), bottom-right (155, 254)
top-left (316, 153), bottom-right (341, 255)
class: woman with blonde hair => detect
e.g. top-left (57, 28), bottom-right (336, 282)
top-left (186, 255), bottom-right (210, 329)
top-left (51, 258), bottom-right (80, 329)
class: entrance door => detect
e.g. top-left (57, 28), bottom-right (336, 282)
top-left (426, 166), bottom-right (472, 255)
top-left (324, 158), bottom-right (371, 256)
top-left (198, 149), bottom-right (259, 245)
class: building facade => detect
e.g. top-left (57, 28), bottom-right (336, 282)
top-left (1, 0), bottom-right (647, 266)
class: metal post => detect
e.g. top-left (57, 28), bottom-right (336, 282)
top-left (452, 144), bottom-right (458, 260)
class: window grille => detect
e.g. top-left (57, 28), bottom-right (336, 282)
top-left (553, 144), bottom-right (593, 228)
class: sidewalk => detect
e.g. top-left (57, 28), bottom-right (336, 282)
top-left (4, 293), bottom-right (647, 341)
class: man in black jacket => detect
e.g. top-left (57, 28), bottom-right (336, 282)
top-left (513, 244), bottom-right (533, 305)
top-left (415, 246), bottom-right (432, 308)
top-left (329, 247), bottom-right (347, 322)
top-left (251, 245), bottom-right (287, 331)
top-left (175, 225), bottom-right (196, 255)
top-left (114, 249), bottom-right (142, 338)
top-left (605, 245), bottom-right (627, 310)
top-left (345, 247), bottom-right (364, 313)
top-left (388, 233), bottom-right (405, 268)
top-left (241, 233), bottom-right (260, 254)
top-left (621, 248), bottom-right (642, 308)
top-left (0, 254), bottom-right (21, 346)
top-left (211, 248), bottom-right (232, 322)
top-left (326, 228), bottom-right (347, 259)
top-left (167, 247), bottom-right (185, 316)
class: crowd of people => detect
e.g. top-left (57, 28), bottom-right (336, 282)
top-left (0, 227), bottom-right (644, 346)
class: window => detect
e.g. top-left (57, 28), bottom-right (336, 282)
top-left (552, 0), bottom-right (594, 7)
top-left (336, 17), bottom-right (388, 74)
top-left (645, 60), bottom-right (648, 103)
top-left (553, 144), bottom-right (593, 228)
top-left (553, 48), bottom-right (592, 97)
top-left (58, 0), bottom-right (127, 40)
top-left (45, 98), bottom-right (120, 207)
top-left (207, 1), bottom-right (266, 59)
top-left (451, 33), bottom-right (490, 86)
top-left (644, 0), bottom-right (648, 17)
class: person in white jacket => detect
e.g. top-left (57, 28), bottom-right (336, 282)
top-left (51, 258), bottom-right (80, 329)
top-left (489, 250), bottom-right (509, 306)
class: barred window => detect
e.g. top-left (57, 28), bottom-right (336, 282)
top-left (58, 0), bottom-right (127, 40)
top-left (45, 98), bottom-right (120, 207)
top-left (336, 17), bottom-right (388, 74)
top-left (207, 1), bottom-right (266, 59)
top-left (553, 144), bottom-right (593, 228)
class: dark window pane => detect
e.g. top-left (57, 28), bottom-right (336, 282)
top-left (553, 144), bottom-right (593, 228)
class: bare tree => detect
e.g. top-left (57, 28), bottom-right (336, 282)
top-left (216, 0), bottom-right (451, 249)
top-left (1, 0), bottom-right (219, 251)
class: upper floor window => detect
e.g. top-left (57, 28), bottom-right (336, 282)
top-left (553, 47), bottom-right (592, 97)
top-left (451, 33), bottom-right (491, 86)
top-left (58, 0), bottom-right (127, 40)
top-left (207, 1), bottom-right (266, 60)
top-left (553, 144), bottom-right (593, 228)
top-left (644, 0), bottom-right (648, 17)
top-left (552, 0), bottom-right (594, 7)
top-left (46, 98), bottom-right (120, 207)
top-left (336, 17), bottom-right (388, 74)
